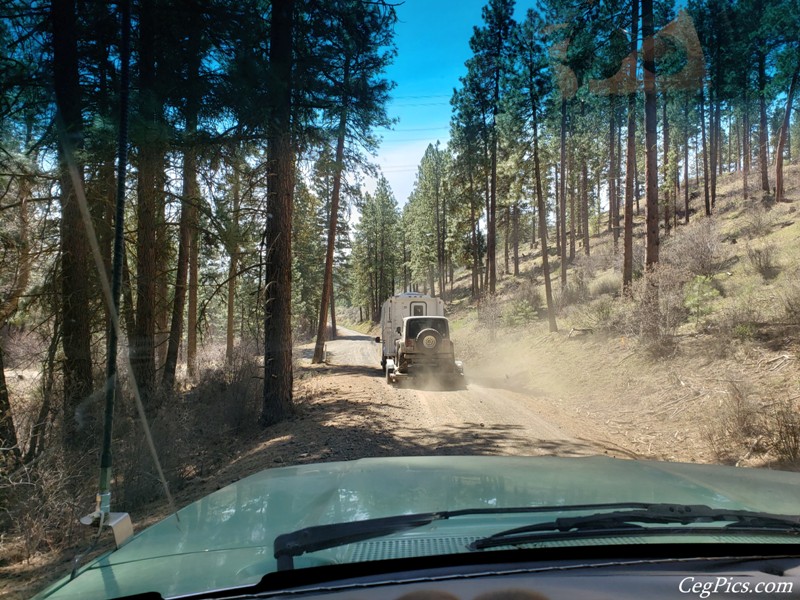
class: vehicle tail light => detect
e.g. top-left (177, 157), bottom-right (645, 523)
top-left (406, 339), bottom-right (414, 349)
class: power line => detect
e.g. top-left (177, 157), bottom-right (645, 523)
top-left (391, 93), bottom-right (452, 99)
top-left (379, 126), bottom-right (450, 132)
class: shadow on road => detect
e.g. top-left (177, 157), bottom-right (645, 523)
top-left (319, 363), bottom-right (381, 378)
top-left (328, 333), bottom-right (373, 342)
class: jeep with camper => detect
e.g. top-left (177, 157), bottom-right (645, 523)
top-left (374, 293), bottom-right (463, 384)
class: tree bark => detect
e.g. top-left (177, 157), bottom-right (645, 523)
top-left (489, 121), bottom-right (498, 295)
top-left (131, 0), bottom-right (161, 407)
top-left (609, 97), bottom-right (618, 244)
top-left (582, 154), bottom-right (589, 255)
top-left (312, 99), bottom-right (347, 364)
top-left (0, 344), bottom-right (20, 467)
top-left (622, 0), bottom-right (638, 292)
top-left (743, 89), bottom-right (750, 199)
top-left (53, 0), bottom-right (93, 447)
top-left (776, 63), bottom-right (799, 202)
top-left (684, 97), bottom-right (690, 223)
top-left (226, 163), bottom-right (241, 362)
top-left (711, 98), bottom-right (719, 208)
top-left (568, 135), bottom-right (576, 263)
top-left (700, 88), bottom-right (711, 216)
top-left (559, 98), bottom-right (568, 286)
top-left (186, 203), bottom-right (199, 378)
top-left (758, 49), bottom-right (770, 194)
top-left (532, 105), bottom-right (557, 332)
top-left (162, 141), bottom-right (196, 388)
top-left (663, 91), bottom-right (670, 236)
top-left (504, 207), bottom-right (510, 275)
top-left (554, 164), bottom-right (561, 255)
top-left (469, 166), bottom-right (479, 299)
top-left (329, 286), bottom-right (337, 340)
top-left (512, 203), bottom-right (520, 276)
top-left (261, 0), bottom-right (295, 425)
top-left (642, 0), bottom-right (659, 268)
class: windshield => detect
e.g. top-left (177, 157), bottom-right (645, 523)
top-left (406, 318), bottom-right (449, 338)
top-left (3, 0), bottom-right (800, 599)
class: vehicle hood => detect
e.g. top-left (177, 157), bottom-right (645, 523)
top-left (36, 455), bottom-right (800, 599)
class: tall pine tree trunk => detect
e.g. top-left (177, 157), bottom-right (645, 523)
top-left (700, 88), bottom-right (711, 216)
top-left (568, 135), bottom-right (575, 262)
top-left (470, 167), bottom-right (479, 299)
top-left (663, 91), bottom-right (671, 236)
top-left (776, 63), bottom-right (799, 203)
top-left (53, 0), bottom-right (93, 448)
top-left (186, 195), bottom-right (198, 378)
top-left (131, 0), bottom-right (161, 406)
top-left (0, 345), bottom-right (20, 467)
top-left (609, 97), bottom-right (618, 244)
top-left (643, 0), bottom-right (659, 268)
top-left (622, 0), bottom-right (637, 292)
top-left (162, 127), bottom-right (197, 388)
top-left (554, 164), bottom-right (561, 255)
top-left (684, 97), bottom-right (690, 223)
top-left (559, 98), bottom-right (568, 287)
top-left (488, 127), bottom-right (498, 295)
top-left (582, 156), bottom-right (589, 255)
top-left (312, 96), bottom-right (348, 364)
top-left (711, 98), bottom-right (720, 208)
top-left (226, 165), bottom-right (241, 362)
top-left (743, 89), bottom-right (750, 199)
top-left (261, 0), bottom-right (295, 425)
top-left (758, 50), bottom-right (770, 194)
top-left (532, 106), bottom-right (557, 332)
top-left (504, 207), bottom-right (510, 275)
top-left (512, 203), bottom-right (520, 276)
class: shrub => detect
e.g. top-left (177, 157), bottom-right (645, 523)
top-left (515, 277), bottom-right (543, 312)
top-left (477, 295), bottom-right (501, 340)
top-left (627, 264), bottom-right (688, 356)
top-left (662, 218), bottom-right (726, 277)
top-left (705, 381), bottom-right (763, 463)
top-left (590, 272), bottom-right (622, 298)
top-left (743, 202), bottom-right (775, 238)
top-left (770, 397), bottom-right (800, 464)
top-left (779, 279), bottom-right (800, 324)
top-left (1, 452), bottom-right (91, 561)
top-left (684, 275), bottom-right (720, 325)
top-left (746, 242), bottom-right (779, 280)
top-left (716, 300), bottom-right (761, 342)
top-left (503, 299), bottom-right (537, 327)
top-left (569, 296), bottom-right (625, 333)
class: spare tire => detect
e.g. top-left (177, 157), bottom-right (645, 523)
top-left (416, 328), bottom-right (442, 353)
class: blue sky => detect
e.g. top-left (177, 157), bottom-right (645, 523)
top-left (375, 1), bottom-right (542, 204)
top-left (373, 1), bottom-right (496, 204)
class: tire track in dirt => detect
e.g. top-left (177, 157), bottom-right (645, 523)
top-left (325, 328), bottom-right (601, 457)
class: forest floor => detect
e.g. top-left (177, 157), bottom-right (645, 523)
top-left (8, 164), bottom-right (800, 599)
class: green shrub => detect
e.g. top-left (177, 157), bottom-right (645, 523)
top-left (503, 299), bottom-right (537, 327)
top-left (684, 275), bottom-right (720, 324)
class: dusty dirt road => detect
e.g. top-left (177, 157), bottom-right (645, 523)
top-left (317, 327), bottom-right (624, 459)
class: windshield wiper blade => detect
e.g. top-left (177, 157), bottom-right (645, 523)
top-left (469, 504), bottom-right (800, 550)
top-left (273, 501), bottom-right (662, 570)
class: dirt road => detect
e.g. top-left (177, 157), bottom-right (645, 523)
top-left (318, 327), bottom-right (609, 458)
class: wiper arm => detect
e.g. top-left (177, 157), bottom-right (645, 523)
top-left (273, 501), bottom-right (661, 570)
top-left (469, 504), bottom-right (800, 550)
